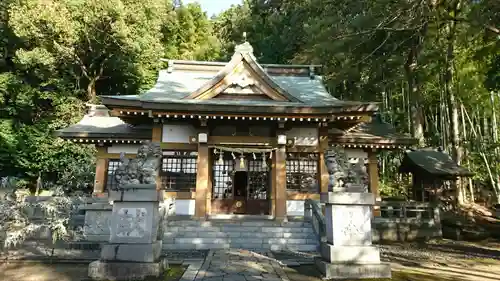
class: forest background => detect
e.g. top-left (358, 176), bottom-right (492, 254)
top-left (0, 0), bottom-right (499, 206)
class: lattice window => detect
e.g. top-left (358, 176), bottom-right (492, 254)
top-left (212, 159), bottom-right (234, 199)
top-left (286, 153), bottom-right (318, 192)
top-left (105, 159), bottom-right (121, 191)
top-left (160, 151), bottom-right (197, 191)
top-left (248, 160), bottom-right (269, 199)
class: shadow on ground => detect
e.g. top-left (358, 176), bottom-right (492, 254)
top-left (284, 265), bottom-right (470, 281)
top-left (0, 262), bottom-right (186, 281)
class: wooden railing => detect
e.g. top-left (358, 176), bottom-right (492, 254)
top-left (376, 201), bottom-right (441, 224)
top-left (304, 199), bottom-right (442, 244)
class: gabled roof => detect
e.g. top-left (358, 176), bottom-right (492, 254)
top-left (54, 105), bottom-right (151, 142)
top-left (329, 114), bottom-right (416, 147)
top-left (184, 42), bottom-right (300, 102)
top-left (399, 148), bottom-right (474, 178)
top-left (100, 42), bottom-right (379, 115)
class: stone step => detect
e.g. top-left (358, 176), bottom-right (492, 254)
top-left (166, 220), bottom-right (310, 228)
top-left (162, 219), bottom-right (319, 252)
top-left (162, 242), bottom-right (318, 252)
top-left (165, 225), bottom-right (315, 234)
top-left (164, 237), bottom-right (317, 245)
top-left (164, 231), bottom-right (315, 239)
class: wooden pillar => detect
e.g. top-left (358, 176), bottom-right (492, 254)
top-left (152, 122), bottom-right (162, 190)
top-left (367, 150), bottom-right (381, 216)
top-left (94, 146), bottom-right (108, 195)
top-left (274, 146), bottom-right (287, 221)
top-left (318, 126), bottom-right (329, 194)
top-left (195, 144), bottom-right (209, 218)
top-left (205, 151), bottom-right (213, 217)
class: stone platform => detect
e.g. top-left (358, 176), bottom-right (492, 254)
top-left (88, 259), bottom-right (168, 281)
top-left (315, 258), bottom-right (391, 280)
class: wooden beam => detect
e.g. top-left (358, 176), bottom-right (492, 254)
top-left (274, 146), bottom-right (287, 220)
top-left (160, 143), bottom-right (198, 150)
top-left (152, 124), bottom-right (162, 190)
top-left (94, 147), bottom-right (108, 194)
top-left (152, 124), bottom-right (162, 142)
top-left (195, 144), bottom-right (209, 219)
top-left (367, 150), bottom-right (381, 217)
top-left (318, 127), bottom-right (329, 194)
top-left (287, 193), bottom-right (320, 200)
top-left (164, 191), bottom-right (196, 199)
top-left (208, 136), bottom-right (275, 146)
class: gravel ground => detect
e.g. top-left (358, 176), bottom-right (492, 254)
top-left (379, 239), bottom-right (500, 267)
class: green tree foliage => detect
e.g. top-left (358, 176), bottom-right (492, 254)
top-left (0, 0), bottom-right (218, 193)
top-left (215, 0), bottom-right (500, 204)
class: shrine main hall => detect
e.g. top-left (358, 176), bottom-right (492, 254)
top-left (56, 42), bottom-right (413, 219)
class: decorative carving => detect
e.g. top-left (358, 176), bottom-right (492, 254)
top-left (340, 207), bottom-right (366, 237)
top-left (115, 207), bottom-right (147, 238)
top-left (113, 141), bottom-right (162, 189)
top-left (324, 148), bottom-right (348, 191)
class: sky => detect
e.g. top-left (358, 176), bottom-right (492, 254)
top-left (184, 0), bottom-right (243, 17)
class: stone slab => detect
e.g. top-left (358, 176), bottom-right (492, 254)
top-left (109, 188), bottom-right (163, 202)
top-left (100, 241), bottom-right (162, 262)
top-left (320, 192), bottom-right (375, 205)
top-left (314, 257), bottom-right (391, 280)
top-left (320, 243), bottom-right (381, 264)
top-left (325, 204), bottom-right (372, 246)
top-left (88, 259), bottom-right (168, 280)
top-left (109, 201), bottom-right (159, 244)
top-left (80, 203), bottom-right (113, 211)
top-left (84, 210), bottom-right (111, 237)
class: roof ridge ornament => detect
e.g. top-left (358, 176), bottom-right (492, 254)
top-left (234, 32), bottom-right (254, 55)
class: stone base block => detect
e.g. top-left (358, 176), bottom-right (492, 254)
top-left (314, 258), bottom-right (391, 280)
top-left (109, 188), bottom-right (163, 202)
top-left (88, 259), bottom-right (167, 280)
top-left (101, 241), bottom-right (162, 262)
top-left (320, 243), bottom-right (380, 264)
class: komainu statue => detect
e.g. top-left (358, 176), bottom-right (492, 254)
top-left (113, 141), bottom-right (162, 189)
top-left (324, 147), bottom-right (369, 192)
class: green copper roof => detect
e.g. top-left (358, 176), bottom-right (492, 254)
top-left (104, 69), bottom-right (342, 107)
top-left (399, 148), bottom-right (474, 178)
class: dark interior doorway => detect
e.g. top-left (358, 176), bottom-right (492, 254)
top-left (233, 171), bottom-right (248, 197)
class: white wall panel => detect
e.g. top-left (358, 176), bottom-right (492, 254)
top-left (107, 144), bottom-right (141, 154)
top-left (286, 127), bottom-right (318, 146)
top-left (162, 124), bottom-right (197, 143)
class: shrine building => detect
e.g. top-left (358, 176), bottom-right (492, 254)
top-left (55, 42), bottom-right (414, 219)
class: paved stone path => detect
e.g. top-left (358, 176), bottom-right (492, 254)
top-left (183, 249), bottom-right (291, 281)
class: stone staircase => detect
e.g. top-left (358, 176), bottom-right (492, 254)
top-left (162, 219), bottom-right (319, 252)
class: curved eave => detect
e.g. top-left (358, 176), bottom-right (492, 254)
top-left (100, 96), bottom-right (380, 115)
top-left (54, 127), bottom-right (152, 142)
top-left (329, 135), bottom-right (416, 149)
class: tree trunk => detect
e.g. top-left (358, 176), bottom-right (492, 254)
top-left (404, 27), bottom-right (427, 147)
top-left (444, 0), bottom-right (463, 205)
top-left (87, 78), bottom-right (97, 102)
top-left (461, 105), bottom-right (474, 202)
top-left (490, 92), bottom-right (500, 204)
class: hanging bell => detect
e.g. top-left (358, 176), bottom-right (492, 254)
top-left (231, 152), bottom-right (236, 159)
top-left (218, 151), bottom-right (224, 165)
top-left (261, 153), bottom-right (267, 168)
top-left (239, 154), bottom-right (245, 168)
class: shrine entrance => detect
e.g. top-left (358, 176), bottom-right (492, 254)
top-left (211, 151), bottom-right (271, 215)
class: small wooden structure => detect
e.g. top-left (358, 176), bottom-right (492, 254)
top-left (399, 148), bottom-right (474, 202)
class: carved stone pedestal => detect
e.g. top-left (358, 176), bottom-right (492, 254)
top-left (88, 184), bottom-right (166, 280)
top-left (315, 192), bottom-right (391, 280)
